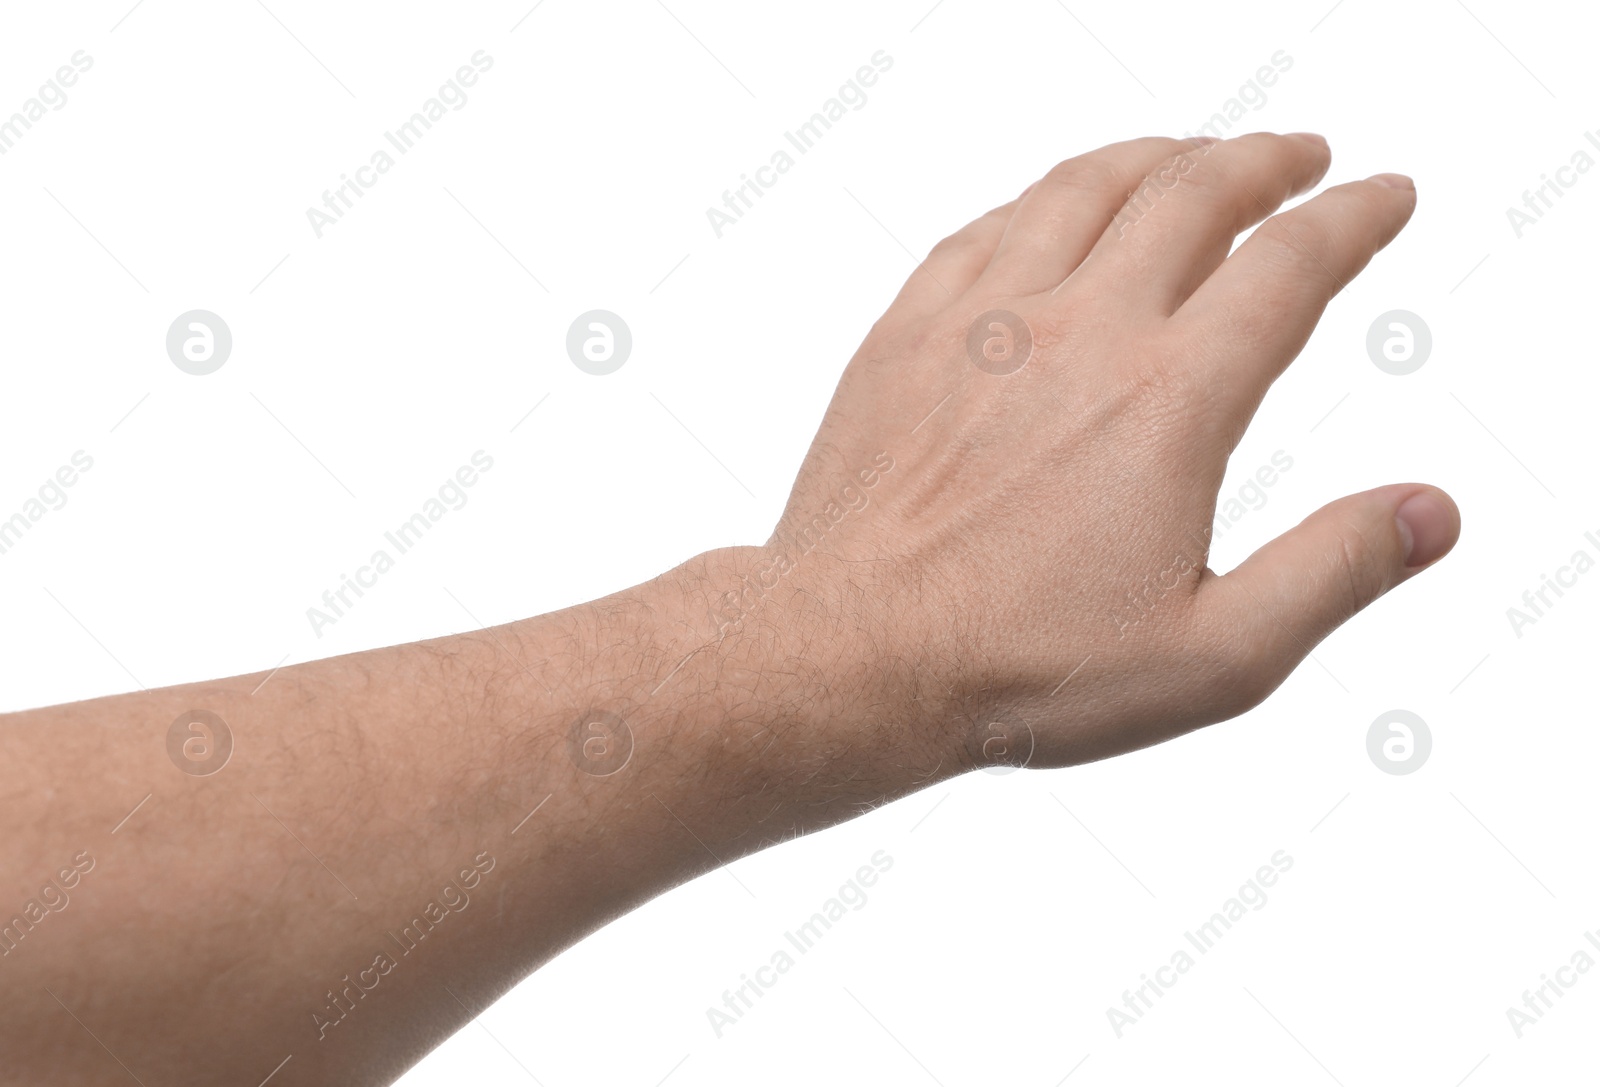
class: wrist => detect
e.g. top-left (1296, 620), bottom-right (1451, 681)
top-left (650, 545), bottom-right (963, 835)
top-left (499, 541), bottom-right (964, 900)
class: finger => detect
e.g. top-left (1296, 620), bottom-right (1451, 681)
top-left (1202, 484), bottom-right (1459, 708)
top-left (1174, 174), bottom-right (1417, 420)
top-left (978, 136), bottom-right (1204, 296)
top-left (1085, 132), bottom-right (1331, 313)
top-left (885, 197), bottom-right (1022, 322)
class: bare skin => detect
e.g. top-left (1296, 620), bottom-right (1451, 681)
top-left (0, 131), bottom-right (1458, 1085)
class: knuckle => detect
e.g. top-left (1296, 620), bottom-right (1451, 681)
top-left (926, 230), bottom-right (978, 261)
top-left (928, 228), bottom-right (985, 267)
top-left (1041, 154), bottom-right (1127, 199)
top-left (1122, 152), bottom-right (1205, 211)
top-left (1165, 153), bottom-right (1220, 196)
top-left (1260, 211), bottom-right (1336, 273)
top-left (1328, 517), bottom-right (1384, 617)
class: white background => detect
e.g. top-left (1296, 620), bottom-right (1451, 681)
top-left (1, 0), bottom-right (1595, 1083)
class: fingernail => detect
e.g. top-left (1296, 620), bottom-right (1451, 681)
top-left (1367, 172), bottom-right (1415, 191)
top-left (1395, 491), bottom-right (1458, 567)
top-left (1189, 135), bottom-right (1218, 146)
top-left (1019, 182), bottom-right (1037, 199)
top-left (1287, 131), bottom-right (1328, 148)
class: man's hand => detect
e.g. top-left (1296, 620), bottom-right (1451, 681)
top-left (760, 131), bottom-right (1458, 769)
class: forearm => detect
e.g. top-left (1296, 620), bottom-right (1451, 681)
top-left (0, 545), bottom-right (951, 1085)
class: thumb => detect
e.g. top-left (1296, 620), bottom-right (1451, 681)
top-left (1206, 483), bottom-right (1460, 674)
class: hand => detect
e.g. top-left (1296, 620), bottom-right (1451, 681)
top-left (761, 132), bottom-right (1459, 769)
